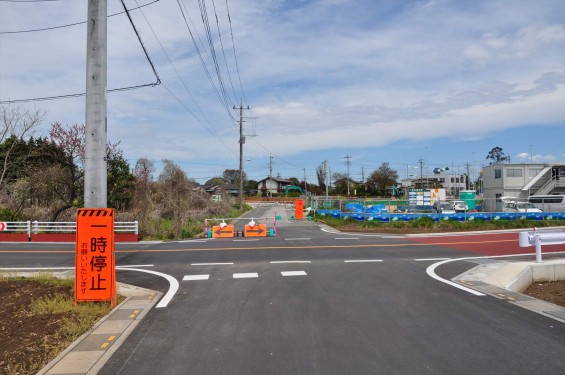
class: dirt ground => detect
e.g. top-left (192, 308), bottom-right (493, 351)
top-left (523, 280), bottom-right (565, 307)
top-left (1, 278), bottom-right (564, 374)
top-left (0, 279), bottom-right (74, 374)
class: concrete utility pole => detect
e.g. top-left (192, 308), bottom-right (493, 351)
top-left (303, 168), bottom-right (307, 194)
top-left (234, 103), bottom-right (249, 210)
top-left (84, 0), bottom-right (108, 208)
top-left (418, 158), bottom-right (425, 188)
top-left (345, 154), bottom-right (351, 195)
top-left (269, 154), bottom-right (273, 178)
top-left (323, 160), bottom-right (328, 198)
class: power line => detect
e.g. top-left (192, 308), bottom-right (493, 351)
top-left (225, 0), bottom-right (248, 106)
top-left (120, 0), bottom-right (161, 86)
top-left (177, 0), bottom-right (236, 123)
top-left (211, 0), bottom-right (238, 103)
top-left (0, 0), bottom-right (160, 34)
top-left (132, 0), bottom-right (222, 139)
top-left (1, 1), bottom-right (161, 104)
top-left (198, 0), bottom-right (233, 109)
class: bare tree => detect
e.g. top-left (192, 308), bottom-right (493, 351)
top-left (0, 104), bottom-right (46, 192)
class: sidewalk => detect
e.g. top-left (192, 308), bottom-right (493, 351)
top-left (453, 257), bottom-right (565, 323)
top-left (37, 283), bottom-right (162, 375)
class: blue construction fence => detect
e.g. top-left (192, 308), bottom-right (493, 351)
top-left (314, 199), bottom-right (565, 222)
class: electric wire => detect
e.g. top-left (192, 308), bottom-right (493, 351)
top-left (132, 0), bottom-right (236, 156)
top-left (225, 0), bottom-right (248, 106)
top-left (198, 0), bottom-right (233, 110)
top-left (0, 1), bottom-right (161, 104)
top-left (177, 0), bottom-right (236, 123)
top-left (0, 0), bottom-right (160, 34)
top-left (120, 0), bottom-right (161, 87)
top-left (211, 0), bottom-right (238, 103)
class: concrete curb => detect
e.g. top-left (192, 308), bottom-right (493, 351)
top-left (37, 282), bottom-right (162, 375)
top-left (454, 258), bottom-right (565, 323)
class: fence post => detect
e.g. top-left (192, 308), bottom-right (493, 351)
top-left (134, 221), bottom-right (139, 235)
top-left (27, 220), bottom-right (31, 240)
top-left (32, 220), bottom-right (38, 235)
top-left (534, 234), bottom-right (542, 263)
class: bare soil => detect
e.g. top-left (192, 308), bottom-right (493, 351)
top-left (523, 280), bottom-right (565, 308)
top-left (0, 279), bottom-right (74, 374)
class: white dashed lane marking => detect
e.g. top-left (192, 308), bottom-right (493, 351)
top-left (183, 275), bottom-right (210, 281)
top-left (233, 272), bottom-right (259, 279)
top-left (281, 271), bottom-right (307, 276)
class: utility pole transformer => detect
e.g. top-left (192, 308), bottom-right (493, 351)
top-left (84, 0), bottom-right (108, 208)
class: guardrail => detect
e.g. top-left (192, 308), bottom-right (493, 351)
top-left (519, 229), bottom-right (565, 263)
top-left (0, 220), bottom-right (138, 242)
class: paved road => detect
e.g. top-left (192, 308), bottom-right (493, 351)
top-left (1, 206), bottom-right (564, 374)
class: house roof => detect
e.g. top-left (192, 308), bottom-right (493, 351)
top-left (258, 176), bottom-right (292, 184)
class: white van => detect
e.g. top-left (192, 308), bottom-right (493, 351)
top-left (501, 197), bottom-right (542, 213)
top-left (528, 195), bottom-right (565, 212)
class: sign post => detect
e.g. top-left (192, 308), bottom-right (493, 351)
top-left (75, 208), bottom-right (116, 307)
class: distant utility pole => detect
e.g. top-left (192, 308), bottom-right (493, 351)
top-left (303, 168), bottom-right (307, 194)
top-left (345, 154), bottom-right (351, 195)
top-left (269, 154), bottom-right (274, 178)
top-left (323, 160), bottom-right (328, 198)
top-left (84, 0), bottom-right (108, 208)
top-left (465, 162), bottom-right (471, 190)
top-left (418, 158), bottom-right (425, 189)
top-left (234, 103), bottom-right (249, 210)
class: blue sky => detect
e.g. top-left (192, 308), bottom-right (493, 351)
top-left (1, 0), bottom-right (564, 185)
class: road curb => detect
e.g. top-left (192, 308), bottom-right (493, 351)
top-left (453, 258), bottom-right (565, 323)
top-left (37, 282), bottom-right (162, 375)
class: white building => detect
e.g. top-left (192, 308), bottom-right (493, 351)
top-left (482, 163), bottom-right (565, 211)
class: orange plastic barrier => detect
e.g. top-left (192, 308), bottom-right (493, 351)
top-left (244, 223), bottom-right (267, 237)
top-left (212, 225), bottom-right (235, 238)
top-left (295, 199), bottom-right (304, 220)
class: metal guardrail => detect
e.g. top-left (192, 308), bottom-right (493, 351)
top-left (519, 229), bottom-right (565, 263)
top-left (0, 221), bottom-right (138, 236)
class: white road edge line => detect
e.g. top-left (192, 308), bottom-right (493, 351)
top-left (425, 251), bottom-right (565, 295)
top-left (335, 237), bottom-right (359, 240)
top-left (270, 261), bottom-right (311, 264)
top-left (183, 274), bottom-right (210, 281)
top-left (284, 238), bottom-right (311, 241)
top-left (414, 258), bottom-right (451, 262)
top-left (115, 264), bottom-right (154, 268)
top-left (344, 260), bottom-right (383, 263)
top-left (116, 267), bottom-right (179, 309)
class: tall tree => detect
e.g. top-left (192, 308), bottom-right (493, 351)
top-left (366, 162), bottom-right (398, 196)
top-left (316, 163), bottom-right (326, 194)
top-left (222, 168), bottom-right (246, 186)
top-left (0, 104), bottom-right (45, 193)
top-left (486, 146), bottom-right (509, 165)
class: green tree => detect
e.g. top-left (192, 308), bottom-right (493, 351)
top-left (107, 150), bottom-right (135, 210)
top-left (222, 169), bottom-right (247, 186)
top-left (366, 162), bottom-right (398, 196)
top-left (486, 146), bottom-right (509, 165)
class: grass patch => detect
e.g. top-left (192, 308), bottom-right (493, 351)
top-left (0, 275), bottom-right (123, 375)
top-left (316, 215), bottom-right (565, 233)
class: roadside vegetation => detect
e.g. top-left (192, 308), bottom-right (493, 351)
top-left (0, 104), bottom-right (249, 240)
top-left (317, 215), bottom-right (565, 233)
top-left (0, 274), bottom-right (121, 375)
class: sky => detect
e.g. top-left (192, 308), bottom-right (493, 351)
top-left (1, 0), bottom-right (564, 186)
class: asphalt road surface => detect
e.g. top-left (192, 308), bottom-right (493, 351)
top-left (1, 206), bottom-right (564, 374)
